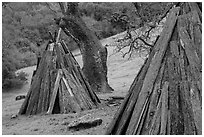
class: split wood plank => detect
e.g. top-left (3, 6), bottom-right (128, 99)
top-left (125, 7), bottom-right (180, 135)
top-left (58, 81), bottom-right (64, 113)
top-left (189, 10), bottom-right (202, 69)
top-left (150, 109), bottom-right (161, 135)
top-left (49, 69), bottom-right (57, 107)
top-left (134, 95), bottom-right (150, 134)
top-left (167, 110), bottom-right (171, 135)
top-left (178, 17), bottom-right (201, 80)
top-left (148, 82), bottom-right (168, 135)
top-left (38, 51), bottom-right (52, 113)
top-left (77, 67), bottom-right (101, 104)
top-left (60, 80), bottom-right (70, 113)
top-left (188, 2), bottom-right (202, 21)
top-left (61, 79), bottom-right (80, 113)
top-left (19, 41), bottom-right (53, 114)
top-left (62, 69), bottom-right (86, 110)
top-left (114, 58), bottom-right (153, 134)
top-left (178, 23), bottom-right (202, 98)
top-left (160, 82), bottom-right (169, 135)
top-left (141, 57), bottom-right (166, 134)
top-left (70, 67), bottom-right (95, 109)
top-left (64, 67), bottom-right (94, 110)
top-left (54, 44), bottom-right (64, 69)
top-left (62, 76), bottom-right (74, 96)
top-left (167, 52), bottom-right (182, 135)
top-left (189, 82), bottom-right (202, 135)
top-left (179, 47), bottom-right (196, 135)
top-left (106, 33), bottom-right (160, 134)
top-left (43, 67), bottom-right (52, 112)
top-left (56, 28), bottom-right (62, 44)
top-left (149, 92), bottom-right (162, 135)
top-left (180, 81), bottom-right (196, 135)
top-left (36, 69), bottom-right (46, 113)
top-left (61, 40), bottom-right (100, 105)
top-left (47, 69), bottom-right (62, 114)
top-left (61, 41), bottom-right (99, 107)
top-left (113, 35), bottom-right (163, 135)
top-left (25, 52), bottom-right (50, 115)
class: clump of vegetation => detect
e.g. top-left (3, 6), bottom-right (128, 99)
top-left (2, 2), bottom-right (161, 91)
top-left (2, 69), bottom-right (28, 91)
top-left (79, 2), bottom-right (137, 39)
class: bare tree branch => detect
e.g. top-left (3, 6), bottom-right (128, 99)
top-left (113, 2), bottom-right (176, 59)
top-left (137, 37), bottom-right (153, 47)
top-left (63, 27), bottom-right (81, 45)
top-left (58, 2), bottom-right (66, 14)
top-left (45, 2), bottom-right (58, 15)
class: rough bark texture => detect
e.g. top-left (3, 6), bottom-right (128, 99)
top-left (57, 2), bottom-right (113, 93)
top-left (19, 41), bottom-right (100, 115)
top-left (106, 3), bottom-right (202, 135)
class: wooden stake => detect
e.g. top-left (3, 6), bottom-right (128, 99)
top-left (190, 82), bottom-right (202, 135)
top-left (125, 7), bottom-right (180, 135)
top-left (61, 40), bottom-right (100, 104)
top-left (56, 28), bottom-right (62, 44)
top-left (47, 69), bottom-right (62, 114)
top-left (106, 36), bottom-right (158, 135)
top-left (178, 16), bottom-right (201, 80)
top-left (167, 110), bottom-right (171, 135)
top-left (58, 81), bottom-right (63, 113)
top-left (25, 52), bottom-right (49, 115)
top-left (149, 95), bottom-right (162, 135)
top-left (62, 76), bottom-right (74, 96)
top-left (160, 82), bottom-right (169, 135)
top-left (134, 96), bottom-right (150, 134)
top-left (142, 59), bottom-right (166, 134)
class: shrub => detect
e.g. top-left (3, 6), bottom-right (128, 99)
top-left (16, 71), bottom-right (28, 81)
top-left (2, 78), bottom-right (25, 90)
top-left (22, 52), bottom-right (37, 67)
top-left (2, 57), bottom-right (28, 91)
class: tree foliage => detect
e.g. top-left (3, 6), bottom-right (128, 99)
top-left (2, 2), bottom-right (56, 90)
top-left (2, 2), bottom-right (122, 90)
top-left (2, 2), bottom-right (178, 90)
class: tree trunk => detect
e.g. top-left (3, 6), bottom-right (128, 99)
top-left (57, 2), bottom-right (113, 93)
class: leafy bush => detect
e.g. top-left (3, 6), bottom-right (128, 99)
top-left (79, 3), bottom-right (138, 40)
top-left (2, 71), bottom-right (28, 91)
top-left (79, 3), bottom-right (112, 21)
top-left (82, 16), bottom-right (119, 40)
top-left (16, 71), bottom-right (28, 81)
top-left (22, 52), bottom-right (37, 67)
top-left (2, 78), bottom-right (25, 90)
top-left (2, 49), bottom-right (29, 91)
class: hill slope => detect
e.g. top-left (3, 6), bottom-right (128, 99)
top-left (2, 35), bottom-right (145, 135)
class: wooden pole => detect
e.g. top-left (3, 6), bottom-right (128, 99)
top-left (47, 69), bottom-right (62, 114)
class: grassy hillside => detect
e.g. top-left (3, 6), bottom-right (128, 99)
top-left (2, 2), bottom-right (135, 90)
top-left (2, 34), bottom-right (145, 135)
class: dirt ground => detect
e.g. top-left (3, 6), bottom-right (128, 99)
top-left (2, 36), bottom-right (145, 135)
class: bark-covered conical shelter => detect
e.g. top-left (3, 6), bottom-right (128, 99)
top-left (106, 3), bottom-right (202, 135)
top-left (19, 40), bottom-right (100, 115)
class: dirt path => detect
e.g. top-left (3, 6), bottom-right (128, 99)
top-left (2, 36), bottom-right (145, 135)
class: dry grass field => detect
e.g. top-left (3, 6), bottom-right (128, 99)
top-left (2, 34), bottom-right (145, 135)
